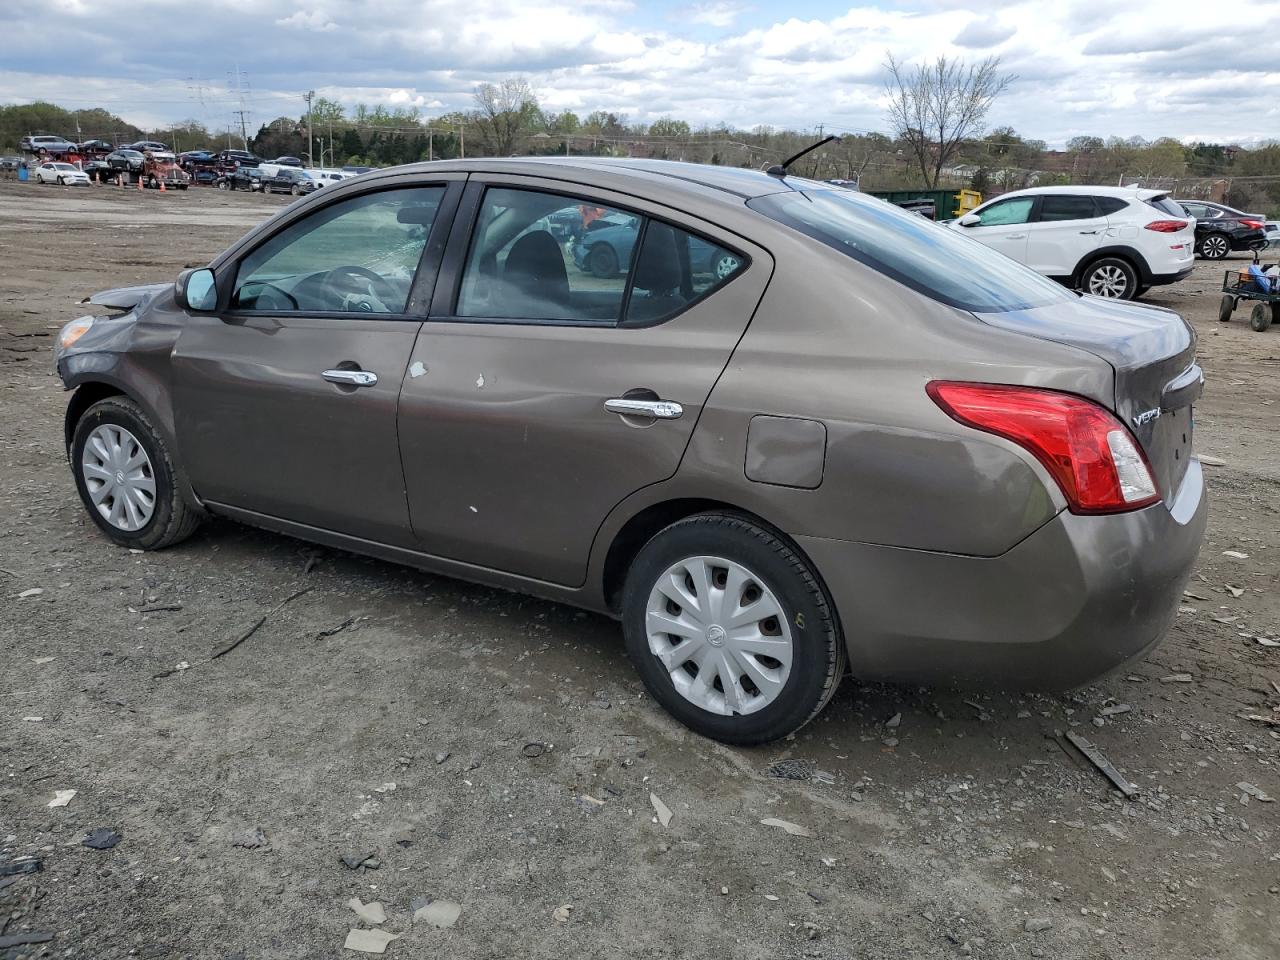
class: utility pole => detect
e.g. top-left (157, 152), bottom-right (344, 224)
top-left (228, 64), bottom-right (250, 150)
top-left (304, 90), bottom-right (315, 166)
top-left (459, 125), bottom-right (464, 159)
top-left (428, 129), bottom-right (433, 162)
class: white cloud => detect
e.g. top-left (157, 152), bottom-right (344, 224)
top-left (689, 2), bottom-right (747, 28)
top-left (953, 16), bottom-right (1015, 49)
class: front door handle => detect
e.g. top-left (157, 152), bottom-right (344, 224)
top-left (1004, 233), bottom-right (1026, 240)
top-left (322, 368), bottom-right (378, 387)
top-left (605, 398), bottom-right (683, 420)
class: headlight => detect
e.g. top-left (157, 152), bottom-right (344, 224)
top-left (58, 316), bottom-right (94, 348)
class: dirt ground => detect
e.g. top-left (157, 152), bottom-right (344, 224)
top-left (1, 180), bottom-right (1277, 960)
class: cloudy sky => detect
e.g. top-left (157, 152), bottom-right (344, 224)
top-left (3, 0), bottom-right (1278, 145)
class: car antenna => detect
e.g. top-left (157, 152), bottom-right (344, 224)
top-left (766, 134), bottom-right (842, 178)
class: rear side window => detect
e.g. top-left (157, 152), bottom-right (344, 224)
top-left (749, 190), bottom-right (1072, 313)
top-left (456, 186), bottom-right (744, 325)
top-left (1038, 196), bottom-right (1098, 221)
top-left (1095, 197), bottom-right (1129, 216)
top-left (1150, 195), bottom-right (1191, 217)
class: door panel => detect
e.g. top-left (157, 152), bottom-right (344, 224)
top-left (173, 316), bottom-right (422, 546)
top-left (965, 197), bottom-right (1036, 264)
top-left (399, 179), bottom-right (773, 586)
top-left (1025, 205), bottom-right (1109, 276)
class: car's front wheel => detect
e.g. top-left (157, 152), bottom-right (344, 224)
top-left (70, 396), bottom-right (201, 550)
top-left (586, 244), bottom-right (618, 278)
top-left (621, 513), bottom-right (845, 745)
top-left (1080, 257), bottom-right (1138, 300)
top-left (1199, 234), bottom-right (1230, 259)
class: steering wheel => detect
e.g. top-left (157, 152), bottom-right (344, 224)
top-left (318, 265), bottom-right (399, 312)
top-left (246, 279), bottom-right (299, 311)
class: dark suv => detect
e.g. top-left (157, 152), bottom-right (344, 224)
top-left (1179, 200), bottom-right (1267, 259)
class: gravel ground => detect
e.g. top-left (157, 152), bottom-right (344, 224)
top-left (1, 180), bottom-right (1277, 960)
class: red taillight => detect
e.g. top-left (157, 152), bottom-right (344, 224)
top-left (927, 382), bottom-right (1160, 514)
top-left (1144, 220), bottom-right (1188, 233)
top-left (1242, 219), bottom-right (1264, 230)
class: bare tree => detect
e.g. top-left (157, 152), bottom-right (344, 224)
top-left (884, 54), bottom-right (1013, 188)
top-left (472, 78), bottom-right (539, 156)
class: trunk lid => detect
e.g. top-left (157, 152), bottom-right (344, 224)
top-left (974, 295), bottom-right (1201, 501)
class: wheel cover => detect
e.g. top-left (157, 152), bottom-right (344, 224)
top-left (81, 424), bottom-right (156, 532)
top-left (644, 555), bottom-right (794, 716)
top-left (714, 255), bottom-right (737, 279)
top-left (1088, 264), bottom-right (1128, 298)
top-left (1205, 236), bottom-right (1228, 257)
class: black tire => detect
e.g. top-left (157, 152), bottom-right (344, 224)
top-left (56, 176), bottom-right (64, 186)
top-left (1219, 295), bottom-right (1235, 323)
top-left (217, 179), bottom-right (228, 190)
top-left (70, 396), bottom-right (201, 550)
top-left (1079, 257), bottom-right (1138, 300)
top-left (1199, 234), bottom-right (1230, 260)
top-left (290, 184), bottom-right (299, 196)
top-left (621, 513), bottom-right (846, 745)
top-left (586, 243), bottom-right (619, 279)
top-left (1249, 302), bottom-right (1271, 333)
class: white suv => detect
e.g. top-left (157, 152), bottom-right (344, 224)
top-left (949, 186), bottom-right (1195, 300)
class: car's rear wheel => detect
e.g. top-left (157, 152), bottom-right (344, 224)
top-left (70, 396), bottom-right (201, 550)
top-left (1219, 295), bottom-right (1236, 323)
top-left (1200, 234), bottom-right (1230, 260)
top-left (621, 513), bottom-right (845, 745)
top-left (1080, 257), bottom-right (1138, 300)
top-left (1250, 302), bottom-right (1271, 333)
top-left (587, 244), bottom-right (619, 279)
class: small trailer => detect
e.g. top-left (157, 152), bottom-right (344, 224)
top-left (1219, 257), bottom-right (1280, 332)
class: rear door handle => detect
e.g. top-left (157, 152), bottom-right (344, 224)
top-left (322, 369), bottom-right (378, 387)
top-left (1079, 229), bottom-right (1101, 235)
top-left (605, 398), bottom-right (683, 420)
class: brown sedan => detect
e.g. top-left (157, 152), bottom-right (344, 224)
top-left (54, 158), bottom-right (1206, 743)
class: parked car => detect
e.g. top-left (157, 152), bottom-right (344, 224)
top-left (33, 161), bottom-right (90, 185)
top-left (1264, 221), bottom-right (1280, 249)
top-left (123, 140), bottom-right (168, 153)
top-left (217, 166), bottom-right (265, 191)
top-left (77, 140), bottom-right (115, 157)
top-left (20, 134), bottom-right (77, 157)
top-left (570, 211), bottom-right (741, 281)
top-left (0, 156), bottom-right (22, 171)
top-left (950, 185), bottom-right (1194, 300)
top-left (83, 159), bottom-right (113, 181)
top-left (178, 150), bottom-right (217, 166)
top-left (215, 150), bottom-right (261, 168)
top-left (1177, 200), bottom-right (1268, 259)
top-left (271, 156), bottom-right (303, 167)
top-left (103, 150), bottom-right (146, 180)
top-left (260, 167), bottom-right (319, 195)
top-left (305, 168), bottom-right (348, 187)
top-left (54, 158), bottom-right (1206, 744)
top-left (342, 165), bottom-right (374, 175)
top-left (141, 151), bottom-right (190, 190)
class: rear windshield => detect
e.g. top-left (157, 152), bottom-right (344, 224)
top-left (1145, 194), bottom-right (1186, 217)
top-left (749, 189), bottom-right (1072, 313)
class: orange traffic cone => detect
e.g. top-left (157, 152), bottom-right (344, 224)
top-left (159, 179), bottom-right (166, 192)
top-left (136, 175), bottom-right (143, 191)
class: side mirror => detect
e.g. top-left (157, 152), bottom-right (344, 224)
top-left (958, 213), bottom-right (982, 227)
top-left (175, 268), bottom-right (218, 312)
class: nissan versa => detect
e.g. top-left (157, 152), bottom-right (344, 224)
top-left (54, 157), bottom-right (1207, 744)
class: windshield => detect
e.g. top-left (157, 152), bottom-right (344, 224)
top-left (749, 189), bottom-right (1073, 313)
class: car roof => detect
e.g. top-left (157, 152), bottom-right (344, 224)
top-left (989, 184), bottom-right (1164, 201)
top-left (384, 156), bottom-right (814, 203)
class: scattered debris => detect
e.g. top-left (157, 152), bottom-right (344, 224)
top-left (521, 742), bottom-right (546, 758)
top-left (1237, 782), bottom-right (1274, 802)
top-left (1239, 713), bottom-right (1280, 726)
top-left (1064, 731), bottom-right (1140, 798)
top-left (211, 588), bottom-right (312, 660)
top-left (1227, 586), bottom-right (1244, 599)
top-left (821, 857), bottom-right (837, 867)
top-left (553, 904), bottom-right (573, 923)
top-left (33, 656), bottom-right (55, 665)
top-left (764, 894), bottom-right (780, 901)
top-left (343, 929), bottom-right (399, 954)
top-left (1223, 550), bottom-right (1250, 560)
top-left (1024, 918), bottom-right (1053, 933)
top-left (302, 550), bottom-right (322, 575)
top-left (1183, 591), bottom-right (1211, 601)
top-left (82, 828), bottom-right (122, 850)
top-left (340, 851), bottom-right (377, 870)
top-left (373, 782), bottom-right (396, 794)
top-left (1256, 637), bottom-right (1280, 647)
top-left (812, 770), bottom-right (835, 786)
top-left (138, 603), bottom-right (183, 613)
top-left (347, 898), bottom-right (387, 925)
top-left (0, 857), bottom-right (42, 877)
top-left (1198, 454), bottom-right (1226, 466)
top-left (885, 712), bottom-right (902, 729)
top-left (1160, 673), bottom-right (1194, 684)
top-left (650, 792), bottom-right (673, 827)
top-left (1098, 703), bottom-right (1132, 717)
top-left (414, 899), bottom-right (462, 928)
top-left (760, 817), bottom-right (813, 838)
top-left (22, 717), bottom-right (42, 722)
top-left (317, 617), bottom-right (355, 640)
top-left (17, 587), bottom-right (43, 599)
top-left (231, 827), bottom-right (270, 851)
top-left (766, 759), bottom-right (815, 780)
top-left (47, 789), bottom-right (76, 808)
top-left (434, 751), bottom-right (450, 764)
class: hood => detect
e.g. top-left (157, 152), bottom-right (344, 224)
top-left (82, 282), bottom-right (173, 312)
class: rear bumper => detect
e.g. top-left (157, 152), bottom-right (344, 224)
top-left (1149, 265), bottom-right (1194, 286)
top-left (798, 459), bottom-right (1207, 690)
